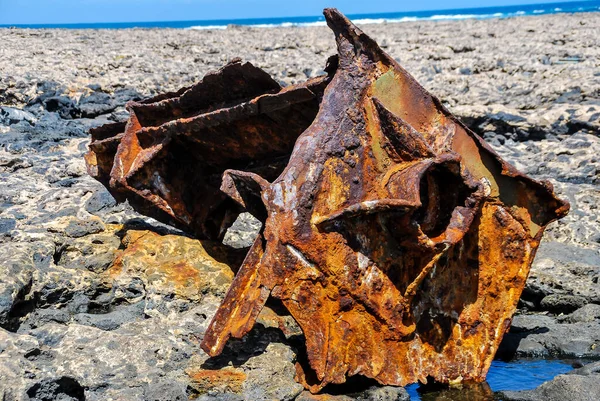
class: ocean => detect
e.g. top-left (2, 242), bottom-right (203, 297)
top-left (0, 1), bottom-right (599, 29)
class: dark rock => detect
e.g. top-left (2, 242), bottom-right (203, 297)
top-left (85, 189), bottom-right (117, 214)
top-left (113, 88), bottom-right (143, 105)
top-left (0, 218), bottom-right (16, 233)
top-left (83, 252), bottom-right (114, 273)
top-left (42, 96), bottom-right (80, 119)
top-left (66, 293), bottom-right (91, 314)
top-left (78, 92), bottom-right (116, 118)
top-left (26, 376), bottom-right (85, 401)
top-left (0, 156), bottom-right (33, 172)
top-left (0, 113), bottom-right (105, 153)
top-left (19, 308), bottom-right (71, 331)
top-left (64, 219), bottom-right (105, 238)
top-left (540, 294), bottom-right (588, 314)
top-left (87, 84), bottom-right (102, 92)
top-left (54, 178), bottom-right (80, 188)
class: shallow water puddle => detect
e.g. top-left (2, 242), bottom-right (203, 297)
top-left (406, 359), bottom-right (573, 400)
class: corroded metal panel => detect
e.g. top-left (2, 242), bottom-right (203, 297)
top-left (86, 59), bottom-right (329, 239)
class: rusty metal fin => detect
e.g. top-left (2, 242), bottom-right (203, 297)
top-left (200, 235), bottom-right (270, 356)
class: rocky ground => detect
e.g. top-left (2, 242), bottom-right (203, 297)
top-left (1, 11), bottom-right (599, 401)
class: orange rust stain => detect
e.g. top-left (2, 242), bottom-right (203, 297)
top-left (186, 367), bottom-right (247, 394)
top-left (162, 261), bottom-right (202, 289)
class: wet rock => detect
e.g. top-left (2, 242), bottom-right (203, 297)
top-left (296, 386), bottom-right (410, 401)
top-left (500, 363), bottom-right (600, 401)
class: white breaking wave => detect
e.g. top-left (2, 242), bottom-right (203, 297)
top-left (187, 25), bottom-right (227, 30)
top-left (429, 14), bottom-right (478, 20)
top-left (186, 7), bottom-right (569, 30)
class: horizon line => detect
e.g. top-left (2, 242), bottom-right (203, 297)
top-left (0, 0), bottom-right (596, 27)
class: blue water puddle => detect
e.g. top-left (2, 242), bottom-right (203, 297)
top-left (406, 359), bottom-right (573, 400)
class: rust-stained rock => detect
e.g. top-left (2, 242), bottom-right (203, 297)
top-left (199, 9), bottom-right (569, 392)
top-left (186, 367), bottom-right (247, 394)
top-left (108, 230), bottom-right (239, 302)
top-left (86, 7), bottom-right (570, 394)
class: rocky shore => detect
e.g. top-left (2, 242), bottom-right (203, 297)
top-left (1, 11), bottom-right (599, 400)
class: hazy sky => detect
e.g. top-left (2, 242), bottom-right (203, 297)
top-left (0, 0), bottom-right (589, 25)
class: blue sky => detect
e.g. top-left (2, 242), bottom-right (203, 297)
top-left (0, 0), bottom-right (589, 24)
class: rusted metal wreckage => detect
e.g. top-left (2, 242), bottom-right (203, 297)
top-left (85, 8), bottom-right (569, 393)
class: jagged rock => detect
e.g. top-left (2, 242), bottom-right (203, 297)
top-left (559, 303), bottom-right (600, 323)
top-left (78, 91), bottom-right (116, 118)
top-left (296, 386), bottom-right (410, 401)
top-left (497, 313), bottom-right (600, 359)
top-left (42, 96), bottom-right (80, 119)
top-left (0, 106), bottom-right (37, 126)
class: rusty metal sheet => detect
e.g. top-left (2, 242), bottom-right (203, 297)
top-left (85, 58), bottom-right (330, 239)
top-left (200, 8), bottom-right (569, 393)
